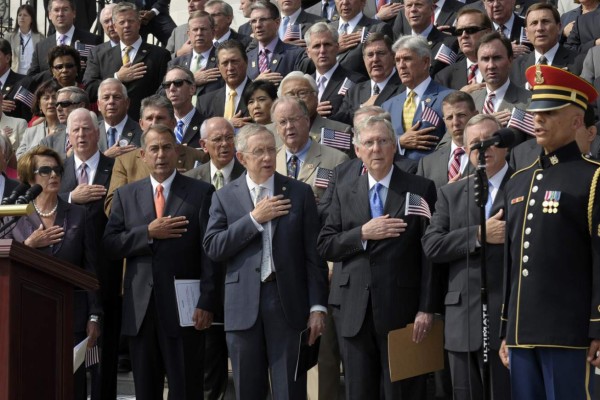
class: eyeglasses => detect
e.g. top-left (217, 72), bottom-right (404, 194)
top-left (283, 90), bottom-right (315, 100)
top-left (52, 63), bottom-right (76, 70)
top-left (56, 100), bottom-right (79, 108)
top-left (161, 79), bottom-right (193, 89)
top-left (34, 165), bottom-right (64, 177)
top-left (361, 138), bottom-right (394, 149)
top-left (364, 50), bottom-right (389, 59)
top-left (276, 115), bottom-right (305, 127)
top-left (454, 26), bottom-right (487, 36)
top-left (209, 135), bottom-right (235, 144)
top-left (249, 17), bottom-right (275, 26)
top-left (243, 146), bottom-right (277, 157)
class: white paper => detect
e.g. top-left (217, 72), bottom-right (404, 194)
top-left (174, 279), bottom-right (201, 327)
top-left (73, 337), bottom-right (89, 373)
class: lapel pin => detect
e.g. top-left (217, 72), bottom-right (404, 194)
top-left (4, 86), bottom-right (10, 92)
top-left (252, 61), bottom-right (256, 68)
top-left (272, 59), bottom-right (278, 64)
top-left (127, 131), bottom-right (133, 137)
top-left (210, 57), bottom-right (215, 62)
top-left (282, 186), bottom-right (287, 191)
top-left (306, 163), bottom-right (314, 169)
top-left (193, 126), bottom-right (198, 130)
top-left (515, 4), bottom-right (521, 8)
top-left (428, 41), bottom-right (433, 46)
top-left (425, 98), bottom-right (431, 103)
top-left (142, 49), bottom-right (147, 53)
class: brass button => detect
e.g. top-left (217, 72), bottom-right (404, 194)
top-left (529, 199), bottom-right (535, 206)
top-left (525, 227), bottom-right (531, 235)
top-left (532, 186), bottom-right (538, 193)
top-left (524, 241), bottom-right (530, 249)
top-left (522, 269), bottom-right (529, 277)
top-left (527, 213), bottom-right (533, 220)
top-left (523, 255), bottom-right (529, 263)
top-left (536, 173), bottom-right (543, 180)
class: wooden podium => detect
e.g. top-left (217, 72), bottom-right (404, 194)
top-left (0, 239), bottom-right (99, 400)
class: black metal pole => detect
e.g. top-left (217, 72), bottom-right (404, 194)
top-left (474, 150), bottom-right (491, 400)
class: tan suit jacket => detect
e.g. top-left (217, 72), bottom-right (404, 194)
top-left (276, 139), bottom-right (348, 200)
top-left (104, 145), bottom-right (208, 215)
top-left (0, 113), bottom-right (28, 152)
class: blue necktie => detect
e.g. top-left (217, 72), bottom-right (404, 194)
top-left (107, 127), bottom-right (117, 148)
top-left (485, 181), bottom-right (494, 219)
top-left (370, 183), bottom-right (384, 218)
top-left (175, 120), bottom-right (185, 144)
top-left (279, 16), bottom-right (290, 40)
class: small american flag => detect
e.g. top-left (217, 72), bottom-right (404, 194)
top-left (85, 345), bottom-right (100, 368)
top-left (420, 102), bottom-right (441, 126)
top-left (337, 77), bottom-right (354, 96)
top-left (434, 44), bottom-right (457, 65)
top-left (14, 86), bottom-right (35, 109)
top-left (360, 27), bottom-right (370, 43)
top-left (314, 167), bottom-right (333, 188)
top-left (283, 24), bottom-right (302, 41)
top-left (507, 108), bottom-right (535, 136)
top-left (75, 41), bottom-right (95, 58)
top-left (519, 28), bottom-right (531, 45)
top-left (405, 192), bottom-right (431, 219)
top-left (321, 128), bottom-right (352, 150)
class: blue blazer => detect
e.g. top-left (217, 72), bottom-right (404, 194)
top-left (246, 39), bottom-right (314, 80)
top-left (382, 80), bottom-right (454, 160)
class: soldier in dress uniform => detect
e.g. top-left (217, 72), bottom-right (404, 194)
top-left (499, 64), bottom-right (600, 399)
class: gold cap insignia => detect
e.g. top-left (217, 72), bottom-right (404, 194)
top-left (535, 64), bottom-right (544, 85)
top-left (549, 155), bottom-right (559, 165)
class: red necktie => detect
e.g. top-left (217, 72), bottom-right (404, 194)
top-left (483, 92), bottom-right (495, 115)
top-left (467, 64), bottom-right (478, 84)
top-left (448, 147), bottom-right (464, 180)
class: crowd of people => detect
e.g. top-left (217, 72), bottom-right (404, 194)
top-left (2, 0), bottom-right (600, 398)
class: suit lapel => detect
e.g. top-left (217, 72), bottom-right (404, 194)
top-left (359, 80), bottom-right (372, 104)
top-left (270, 41), bottom-right (286, 73)
top-left (276, 148), bottom-right (287, 176)
top-left (232, 173), bottom-right (254, 215)
top-left (132, 43), bottom-right (150, 64)
top-left (182, 109), bottom-right (202, 144)
top-left (271, 173), bottom-right (291, 235)
top-left (298, 141), bottom-right (321, 183)
top-left (248, 49), bottom-right (260, 78)
top-left (352, 174), bottom-right (371, 223)
top-left (164, 174), bottom-right (187, 217)
top-left (433, 146), bottom-right (450, 184)
top-left (92, 155), bottom-right (112, 187)
top-left (61, 157), bottom-right (78, 191)
top-left (136, 178), bottom-right (156, 223)
top-left (383, 168), bottom-right (408, 217)
top-left (322, 66), bottom-right (344, 100)
top-left (122, 117), bottom-right (139, 145)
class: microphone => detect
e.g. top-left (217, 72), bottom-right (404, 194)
top-left (1, 183), bottom-right (31, 205)
top-left (15, 184), bottom-right (43, 205)
top-left (470, 128), bottom-right (516, 151)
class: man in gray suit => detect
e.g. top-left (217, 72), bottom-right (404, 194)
top-left (184, 117), bottom-right (245, 400)
top-left (96, 78), bottom-right (142, 158)
top-left (166, 0), bottom-right (207, 58)
top-left (471, 32), bottom-right (530, 143)
top-left (417, 91), bottom-right (478, 189)
top-left (203, 124), bottom-right (328, 400)
top-left (40, 86), bottom-right (90, 160)
top-left (422, 114), bottom-right (512, 400)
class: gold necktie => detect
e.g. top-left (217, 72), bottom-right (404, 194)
top-left (214, 170), bottom-right (224, 190)
top-left (122, 45), bottom-right (132, 65)
top-left (224, 89), bottom-right (237, 120)
top-left (403, 90), bottom-right (416, 131)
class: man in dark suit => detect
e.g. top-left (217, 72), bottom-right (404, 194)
top-left (509, 3), bottom-right (580, 89)
top-left (164, 66), bottom-right (204, 148)
top-left (246, 2), bottom-right (314, 84)
top-left (305, 0), bottom-right (339, 21)
top-left (0, 39), bottom-right (27, 120)
top-left (98, 4), bottom-right (120, 49)
top-left (278, 0), bottom-right (326, 40)
top-left (104, 124), bottom-right (217, 399)
top-left (184, 117), bottom-right (244, 400)
top-left (28, 0), bottom-right (102, 76)
top-left (83, 2), bottom-right (170, 122)
top-left (390, 0), bottom-right (459, 76)
top-left (331, 33), bottom-right (403, 125)
top-left (564, 7), bottom-right (600, 56)
top-left (113, 0), bottom-right (176, 47)
top-left (330, 0), bottom-right (393, 79)
top-left (197, 40), bottom-right (251, 126)
top-left (205, 0), bottom-right (253, 48)
top-left (96, 78), bottom-right (143, 158)
top-left (417, 91), bottom-right (478, 189)
top-left (203, 124), bottom-right (328, 400)
top-left (482, 0), bottom-right (531, 57)
top-left (168, 11), bottom-right (224, 99)
top-left (0, 135), bottom-right (19, 198)
top-left (435, 9), bottom-right (492, 92)
top-left (422, 114), bottom-right (512, 400)
top-left (382, 35), bottom-right (454, 160)
top-left (471, 32), bottom-right (530, 137)
top-left (306, 22), bottom-right (365, 119)
top-left (317, 114), bottom-right (437, 400)
top-left (59, 108), bottom-right (117, 400)
top-left (237, 0), bottom-right (258, 36)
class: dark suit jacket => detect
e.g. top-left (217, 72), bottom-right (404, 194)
top-left (168, 47), bottom-right (224, 97)
top-left (28, 28), bottom-right (103, 75)
top-left (509, 44), bottom-right (580, 88)
top-left (228, 30), bottom-right (253, 49)
top-left (422, 167), bottom-right (512, 351)
top-left (246, 39), bottom-right (314, 80)
top-left (1, 175), bottom-right (19, 198)
top-left (39, 128), bottom-right (68, 160)
top-left (98, 117), bottom-right (143, 153)
top-left (434, 58), bottom-right (469, 90)
top-left (203, 172), bottom-right (328, 332)
top-left (179, 109), bottom-right (203, 148)
top-left (331, 16), bottom-right (393, 79)
top-left (565, 7), bottom-right (600, 55)
top-left (509, 137), bottom-right (540, 171)
top-left (435, 0), bottom-right (463, 27)
top-left (196, 83), bottom-right (250, 120)
top-left (417, 145), bottom-right (474, 190)
top-left (318, 166), bottom-right (437, 336)
top-left (314, 64), bottom-right (366, 117)
top-left (507, 14), bottom-right (527, 44)
top-left (2, 70), bottom-right (29, 120)
top-left (103, 173), bottom-right (217, 337)
top-left (83, 41), bottom-right (170, 121)
top-left (8, 199), bottom-right (100, 333)
top-left (330, 72), bottom-right (404, 125)
top-left (294, 9), bottom-right (327, 37)
top-left (471, 82), bottom-right (531, 114)
top-left (183, 159), bottom-right (246, 182)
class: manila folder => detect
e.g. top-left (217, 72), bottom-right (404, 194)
top-left (388, 319), bottom-right (444, 382)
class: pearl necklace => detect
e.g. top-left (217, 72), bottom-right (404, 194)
top-left (33, 200), bottom-right (58, 218)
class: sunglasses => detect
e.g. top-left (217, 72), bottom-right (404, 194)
top-left (454, 26), bottom-right (487, 36)
top-left (52, 63), bottom-right (76, 70)
top-left (56, 100), bottom-right (79, 108)
top-left (161, 79), bottom-right (193, 89)
top-left (34, 166), bottom-right (64, 177)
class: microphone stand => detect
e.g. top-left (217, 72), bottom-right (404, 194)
top-left (473, 147), bottom-right (491, 400)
